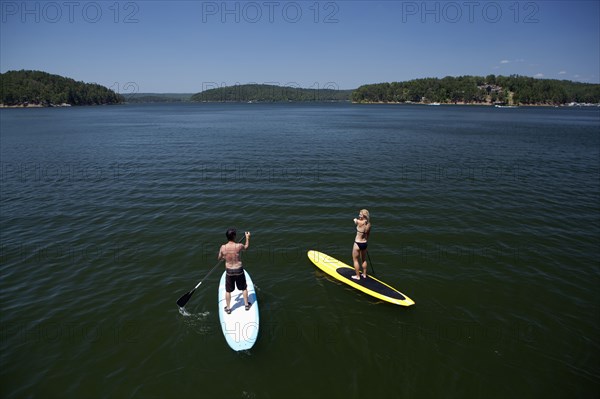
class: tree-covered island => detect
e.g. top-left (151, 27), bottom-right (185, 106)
top-left (0, 70), bottom-right (123, 107)
top-left (191, 84), bottom-right (353, 102)
top-left (352, 75), bottom-right (600, 106)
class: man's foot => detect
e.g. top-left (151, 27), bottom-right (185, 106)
top-left (224, 306), bottom-right (231, 314)
top-left (245, 302), bottom-right (252, 311)
top-left (351, 275), bottom-right (361, 280)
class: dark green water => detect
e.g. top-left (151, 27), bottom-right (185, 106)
top-left (1, 103), bottom-right (599, 398)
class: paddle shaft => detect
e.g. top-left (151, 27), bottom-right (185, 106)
top-left (177, 235), bottom-right (246, 307)
top-left (192, 259), bottom-right (223, 290)
top-left (366, 250), bottom-right (376, 276)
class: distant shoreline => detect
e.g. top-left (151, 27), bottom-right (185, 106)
top-left (352, 101), bottom-right (600, 107)
top-left (0, 103), bottom-right (85, 108)
top-left (4, 71), bottom-right (600, 108)
top-left (0, 103), bottom-right (46, 108)
top-left (4, 100), bottom-right (594, 108)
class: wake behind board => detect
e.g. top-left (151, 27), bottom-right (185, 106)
top-left (307, 250), bottom-right (415, 306)
top-left (218, 270), bottom-right (259, 351)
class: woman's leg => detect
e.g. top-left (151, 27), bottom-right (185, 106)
top-left (360, 249), bottom-right (368, 278)
top-left (352, 243), bottom-right (361, 280)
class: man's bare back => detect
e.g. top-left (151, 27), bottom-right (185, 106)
top-left (219, 242), bottom-right (244, 268)
top-left (218, 231), bottom-right (250, 268)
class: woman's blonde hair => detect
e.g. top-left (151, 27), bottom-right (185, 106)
top-left (360, 209), bottom-right (370, 223)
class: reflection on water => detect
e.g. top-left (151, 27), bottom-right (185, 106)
top-left (1, 103), bottom-right (598, 398)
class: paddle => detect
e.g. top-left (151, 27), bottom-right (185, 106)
top-left (366, 250), bottom-right (376, 277)
top-left (176, 235), bottom-right (245, 308)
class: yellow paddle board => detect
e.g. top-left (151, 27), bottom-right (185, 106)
top-left (307, 250), bottom-right (415, 306)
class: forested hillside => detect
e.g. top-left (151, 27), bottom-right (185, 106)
top-left (0, 70), bottom-right (123, 106)
top-left (352, 75), bottom-right (600, 105)
top-left (191, 84), bottom-right (352, 102)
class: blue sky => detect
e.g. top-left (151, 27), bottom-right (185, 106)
top-left (1, 0), bottom-right (599, 92)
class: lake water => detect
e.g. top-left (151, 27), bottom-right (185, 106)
top-left (1, 103), bottom-right (599, 398)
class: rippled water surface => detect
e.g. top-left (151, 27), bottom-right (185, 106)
top-left (1, 103), bottom-right (599, 398)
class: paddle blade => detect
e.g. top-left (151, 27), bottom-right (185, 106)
top-left (176, 289), bottom-right (195, 308)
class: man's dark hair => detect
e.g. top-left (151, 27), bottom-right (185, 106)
top-left (226, 228), bottom-right (237, 241)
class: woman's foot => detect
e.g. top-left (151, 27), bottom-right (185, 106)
top-left (224, 306), bottom-right (231, 314)
top-left (245, 302), bottom-right (252, 311)
top-left (351, 275), bottom-right (361, 280)
top-left (362, 274), bottom-right (367, 279)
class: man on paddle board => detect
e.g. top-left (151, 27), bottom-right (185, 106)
top-left (218, 228), bottom-right (251, 314)
top-left (352, 209), bottom-right (371, 280)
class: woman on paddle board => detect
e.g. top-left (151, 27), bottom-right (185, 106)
top-left (352, 209), bottom-right (371, 280)
top-left (218, 228), bottom-right (251, 314)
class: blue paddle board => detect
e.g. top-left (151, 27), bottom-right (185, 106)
top-left (217, 270), bottom-right (259, 351)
